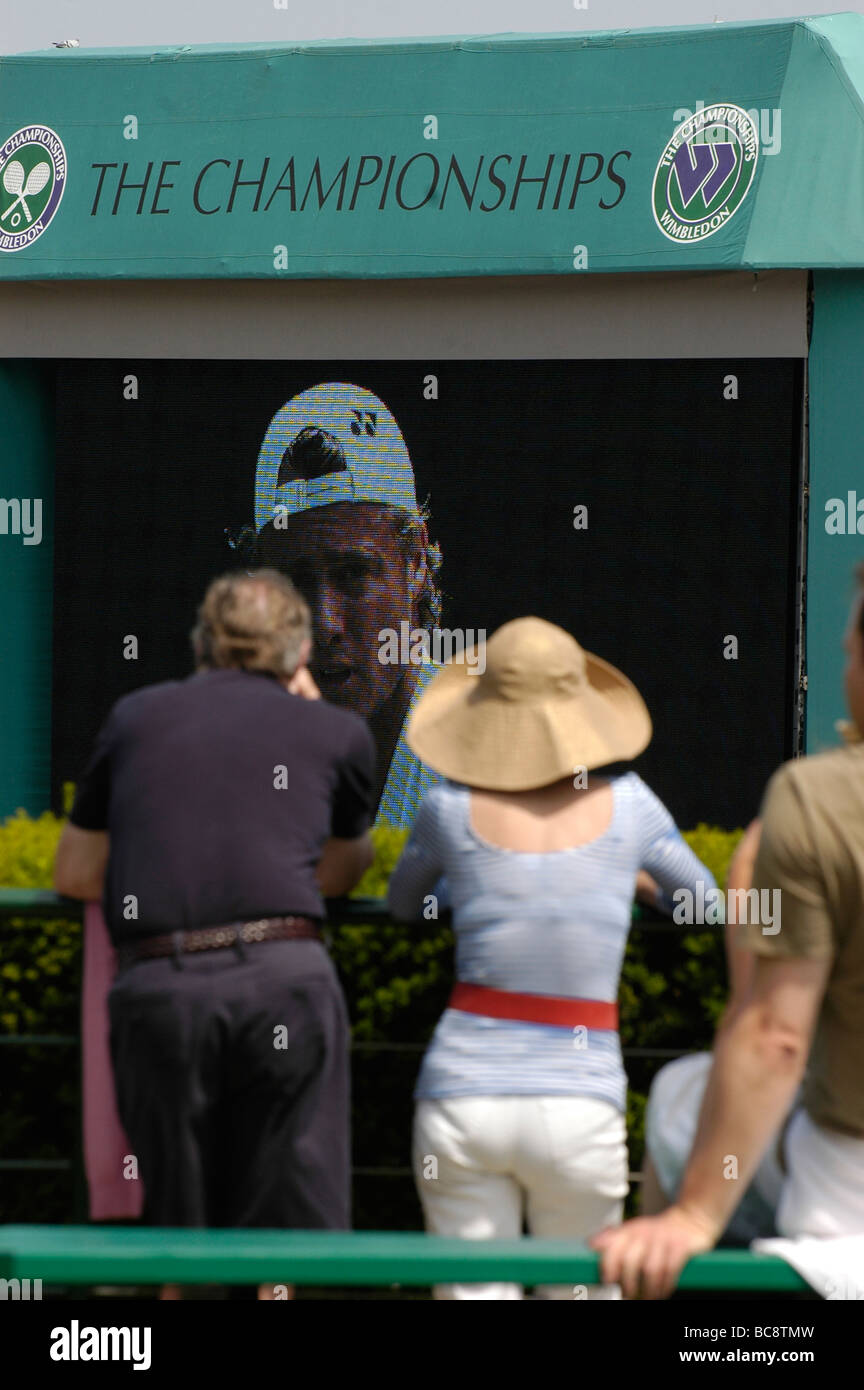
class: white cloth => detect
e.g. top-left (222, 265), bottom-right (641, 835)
top-left (646, 1051), bottom-right (785, 1242)
top-left (753, 1109), bottom-right (864, 1299)
top-left (413, 1094), bottom-right (628, 1300)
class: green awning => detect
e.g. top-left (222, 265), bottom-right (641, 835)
top-left (1, 13), bottom-right (863, 279)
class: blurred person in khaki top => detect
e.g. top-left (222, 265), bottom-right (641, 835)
top-left (593, 563), bottom-right (864, 1298)
top-left (749, 711), bottom-right (864, 1141)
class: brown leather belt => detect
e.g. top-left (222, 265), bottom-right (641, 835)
top-left (117, 916), bottom-right (321, 967)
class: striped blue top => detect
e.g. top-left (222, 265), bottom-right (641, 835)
top-left (387, 774), bottom-right (716, 1110)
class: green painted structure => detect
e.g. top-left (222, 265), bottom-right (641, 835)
top-left (0, 366), bottom-right (54, 817)
top-left (807, 269), bottom-right (864, 752)
top-left (0, 15), bottom-right (863, 278)
top-left (1, 14), bottom-right (864, 811)
top-left (0, 1225), bottom-right (809, 1288)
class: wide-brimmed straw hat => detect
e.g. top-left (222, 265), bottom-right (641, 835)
top-left (406, 617), bottom-right (652, 791)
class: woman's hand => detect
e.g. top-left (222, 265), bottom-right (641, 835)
top-left (285, 666), bottom-right (321, 700)
top-left (635, 869), bottom-right (661, 908)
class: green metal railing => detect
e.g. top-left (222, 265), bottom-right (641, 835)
top-left (0, 1225), bottom-right (808, 1291)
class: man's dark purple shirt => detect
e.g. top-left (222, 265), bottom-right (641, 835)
top-left (69, 668), bottom-right (376, 943)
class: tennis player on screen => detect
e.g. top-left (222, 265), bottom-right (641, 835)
top-left (251, 382), bottom-right (444, 828)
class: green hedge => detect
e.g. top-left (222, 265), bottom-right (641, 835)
top-left (0, 810), bottom-right (742, 1226)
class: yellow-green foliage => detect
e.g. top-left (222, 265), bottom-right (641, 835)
top-left (681, 824), bottom-right (744, 891)
top-left (0, 805), bottom-right (81, 1037)
top-left (0, 808), bottom-right (66, 888)
top-left (351, 824), bottom-right (410, 899)
top-left (0, 806), bottom-right (745, 1225)
top-left (0, 808), bottom-right (743, 901)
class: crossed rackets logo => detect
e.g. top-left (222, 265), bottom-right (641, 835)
top-left (0, 125), bottom-right (66, 253)
top-left (2, 158), bottom-right (51, 224)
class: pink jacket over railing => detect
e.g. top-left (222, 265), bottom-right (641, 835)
top-left (82, 902), bottom-right (143, 1220)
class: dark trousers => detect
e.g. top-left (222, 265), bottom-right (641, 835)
top-left (108, 937), bottom-right (350, 1229)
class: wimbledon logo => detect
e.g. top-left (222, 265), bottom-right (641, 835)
top-left (652, 104), bottom-right (758, 244)
top-left (0, 124), bottom-right (66, 253)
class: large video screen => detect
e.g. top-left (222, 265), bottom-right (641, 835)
top-left (52, 359), bottom-right (803, 830)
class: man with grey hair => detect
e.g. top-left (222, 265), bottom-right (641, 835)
top-left (55, 569), bottom-right (375, 1280)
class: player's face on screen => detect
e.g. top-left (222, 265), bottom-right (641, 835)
top-left (258, 501), bottom-right (414, 718)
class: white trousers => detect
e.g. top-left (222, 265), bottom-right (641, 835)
top-left (413, 1095), bottom-right (629, 1300)
top-left (753, 1111), bottom-right (864, 1300)
top-left (778, 1110), bottom-right (864, 1238)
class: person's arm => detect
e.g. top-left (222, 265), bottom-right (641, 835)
top-left (319, 716), bottom-right (376, 899)
top-left (317, 834), bottom-right (374, 897)
top-left (723, 818), bottom-right (762, 1010)
top-left (593, 765), bottom-right (833, 1299)
top-left (387, 791), bottom-right (446, 922)
top-left (593, 953), bottom-right (828, 1299)
top-left (637, 781), bottom-right (719, 911)
top-left (634, 869), bottom-right (662, 908)
top-left (54, 825), bottom-right (109, 900)
top-left (677, 954), bottom-right (826, 1221)
top-left (53, 710), bottom-right (114, 901)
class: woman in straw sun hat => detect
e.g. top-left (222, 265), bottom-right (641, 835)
top-left (388, 616), bottom-right (717, 1300)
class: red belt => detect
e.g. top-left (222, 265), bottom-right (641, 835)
top-left (449, 982), bottom-right (618, 1030)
